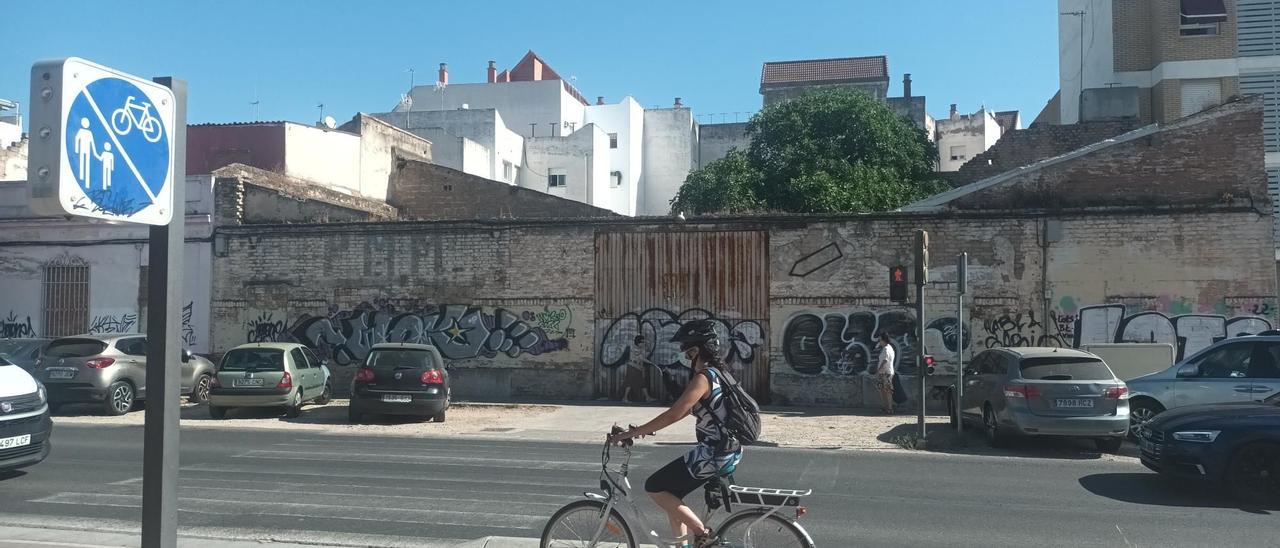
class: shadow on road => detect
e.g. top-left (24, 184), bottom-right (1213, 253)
top-left (877, 422), bottom-right (1141, 461)
top-left (1079, 473), bottom-right (1276, 513)
top-left (0, 470), bottom-right (27, 482)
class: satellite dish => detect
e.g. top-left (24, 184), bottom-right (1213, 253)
top-left (398, 93), bottom-right (413, 110)
top-left (322, 116), bottom-right (337, 129)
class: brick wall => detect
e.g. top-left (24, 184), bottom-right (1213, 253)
top-left (387, 159), bottom-right (615, 220)
top-left (1114, 0), bottom-right (1155, 71)
top-left (946, 120), bottom-right (1141, 187)
top-left (1150, 0), bottom-right (1238, 63)
top-left (951, 99), bottom-right (1265, 210)
top-left (212, 163), bottom-right (397, 225)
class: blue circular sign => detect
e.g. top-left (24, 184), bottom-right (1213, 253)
top-left (64, 77), bottom-right (170, 216)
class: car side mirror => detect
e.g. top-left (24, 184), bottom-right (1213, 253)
top-left (1176, 363), bottom-right (1199, 378)
top-left (181, 349), bottom-right (193, 363)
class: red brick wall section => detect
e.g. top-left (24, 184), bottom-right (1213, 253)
top-left (947, 119), bottom-right (1141, 187)
top-left (187, 124), bottom-right (287, 176)
top-left (387, 159), bottom-right (616, 220)
top-left (950, 99), bottom-right (1267, 211)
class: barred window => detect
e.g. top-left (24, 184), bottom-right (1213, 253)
top-left (43, 258), bottom-right (89, 337)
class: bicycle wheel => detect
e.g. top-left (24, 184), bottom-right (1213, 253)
top-left (541, 499), bottom-right (635, 548)
top-left (716, 511), bottom-right (813, 548)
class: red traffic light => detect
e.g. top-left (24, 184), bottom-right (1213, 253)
top-left (892, 267), bottom-right (905, 282)
top-left (923, 355), bottom-right (935, 366)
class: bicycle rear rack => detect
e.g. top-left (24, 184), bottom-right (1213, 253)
top-left (727, 485), bottom-right (812, 508)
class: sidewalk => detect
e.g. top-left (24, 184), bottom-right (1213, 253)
top-left (0, 521), bottom-right (539, 548)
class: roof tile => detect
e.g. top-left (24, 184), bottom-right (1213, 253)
top-left (760, 56), bottom-right (889, 87)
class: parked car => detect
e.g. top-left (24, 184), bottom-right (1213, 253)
top-left (36, 334), bottom-right (217, 415)
top-left (0, 338), bottom-right (52, 372)
top-left (208, 343), bottom-right (332, 419)
top-left (951, 347), bottom-right (1130, 452)
top-left (0, 354), bottom-right (52, 472)
top-left (349, 343), bottom-right (450, 423)
top-left (1127, 336), bottom-right (1280, 438)
top-left (1139, 392), bottom-right (1280, 505)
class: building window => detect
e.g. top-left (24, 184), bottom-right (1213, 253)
top-left (1180, 0), bottom-right (1226, 36)
top-left (608, 133), bottom-right (618, 149)
top-left (503, 161), bottom-right (514, 181)
top-left (611, 171), bottom-right (623, 187)
top-left (43, 258), bottom-right (89, 337)
top-left (548, 168), bottom-right (567, 188)
top-left (949, 145), bottom-right (967, 162)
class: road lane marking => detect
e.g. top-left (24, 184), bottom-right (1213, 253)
top-left (177, 463), bottom-right (590, 490)
top-left (233, 449), bottom-right (601, 471)
top-left (172, 476), bottom-right (571, 502)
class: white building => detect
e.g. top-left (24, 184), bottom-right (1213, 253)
top-left (0, 99), bottom-right (26, 182)
top-left (935, 105), bottom-right (1021, 172)
top-left (376, 52), bottom-right (697, 216)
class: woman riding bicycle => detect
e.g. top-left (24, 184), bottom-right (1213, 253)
top-left (608, 319), bottom-right (742, 548)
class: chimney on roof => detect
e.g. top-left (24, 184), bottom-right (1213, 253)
top-left (674, 97), bottom-right (683, 108)
top-left (438, 63), bottom-right (448, 86)
top-left (903, 74), bottom-right (912, 98)
top-left (487, 61), bottom-right (497, 83)
top-left (597, 96), bottom-right (605, 105)
top-left (950, 103), bottom-right (958, 120)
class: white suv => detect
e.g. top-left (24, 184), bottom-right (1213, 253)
top-left (0, 354), bottom-right (52, 472)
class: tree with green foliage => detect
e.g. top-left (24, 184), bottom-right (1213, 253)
top-left (670, 88), bottom-right (947, 215)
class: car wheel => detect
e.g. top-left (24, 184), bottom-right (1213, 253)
top-left (209, 405), bottom-right (228, 420)
top-left (1129, 398), bottom-right (1165, 440)
top-left (315, 383), bottom-right (332, 406)
top-left (983, 404), bottom-right (1008, 448)
top-left (1226, 442), bottom-right (1280, 506)
top-left (104, 381), bottom-right (135, 416)
top-left (347, 404), bottom-right (363, 424)
top-left (433, 408), bottom-right (446, 423)
top-left (284, 390), bottom-right (303, 419)
top-left (1095, 437), bottom-right (1124, 453)
top-left (189, 374), bottom-right (212, 404)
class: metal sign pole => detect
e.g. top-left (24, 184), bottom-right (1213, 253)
top-left (914, 230), bottom-right (929, 441)
top-left (141, 76), bottom-right (185, 548)
top-left (956, 253), bottom-right (967, 438)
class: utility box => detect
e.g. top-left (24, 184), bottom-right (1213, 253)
top-left (1080, 343), bottom-right (1176, 381)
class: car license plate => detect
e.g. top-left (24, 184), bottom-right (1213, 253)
top-left (1056, 398), bottom-right (1094, 408)
top-left (232, 378), bottom-right (265, 387)
top-left (382, 394), bottom-right (412, 403)
top-left (48, 370), bottom-right (75, 379)
top-left (0, 434), bottom-right (31, 449)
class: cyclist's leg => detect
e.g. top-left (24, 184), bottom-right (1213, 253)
top-left (645, 458), bottom-right (709, 542)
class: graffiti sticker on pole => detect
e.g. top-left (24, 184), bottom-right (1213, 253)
top-left (28, 58), bottom-right (175, 225)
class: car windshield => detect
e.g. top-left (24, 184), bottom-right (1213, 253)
top-left (45, 339), bottom-right (108, 358)
top-left (219, 348), bottom-right (285, 372)
top-left (367, 349), bottom-right (438, 370)
top-left (1019, 357), bottom-right (1115, 381)
top-left (0, 340), bottom-right (37, 358)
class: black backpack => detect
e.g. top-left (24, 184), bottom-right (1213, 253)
top-left (700, 368), bottom-right (762, 446)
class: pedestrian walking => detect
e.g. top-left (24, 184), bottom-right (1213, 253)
top-left (874, 333), bottom-right (896, 414)
top-left (623, 335), bottom-right (657, 402)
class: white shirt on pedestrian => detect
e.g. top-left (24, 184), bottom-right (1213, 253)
top-left (876, 344), bottom-right (895, 377)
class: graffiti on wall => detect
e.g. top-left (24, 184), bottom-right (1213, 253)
top-left (88, 313), bottom-right (138, 335)
top-left (182, 302), bottom-right (196, 347)
top-left (782, 310), bottom-right (963, 376)
top-left (246, 312), bottom-right (293, 343)
top-left (523, 305), bottom-right (573, 338)
top-left (246, 302), bottom-right (570, 366)
top-left (598, 309), bottom-right (764, 371)
top-left (1, 311), bottom-right (36, 338)
top-left (788, 243), bottom-right (843, 278)
top-left (980, 311), bottom-right (1065, 349)
top-left (1072, 304), bottom-right (1272, 360)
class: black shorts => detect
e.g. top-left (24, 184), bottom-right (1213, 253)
top-left (644, 457), bottom-right (708, 499)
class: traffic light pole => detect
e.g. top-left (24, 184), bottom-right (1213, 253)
top-left (914, 230), bottom-right (929, 441)
top-left (956, 253), bottom-right (967, 439)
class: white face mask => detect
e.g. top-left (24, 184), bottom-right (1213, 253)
top-left (677, 349), bottom-right (695, 368)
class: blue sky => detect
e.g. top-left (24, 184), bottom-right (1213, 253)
top-left (2, 0), bottom-right (1060, 127)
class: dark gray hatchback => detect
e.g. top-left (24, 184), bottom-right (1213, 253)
top-left (348, 343), bottom-right (449, 423)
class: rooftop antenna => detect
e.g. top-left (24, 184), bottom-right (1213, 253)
top-left (316, 102), bottom-right (325, 122)
top-left (250, 84), bottom-right (260, 121)
top-left (406, 67), bottom-right (415, 89)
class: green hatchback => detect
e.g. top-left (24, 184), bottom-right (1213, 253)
top-left (208, 343), bottom-right (332, 419)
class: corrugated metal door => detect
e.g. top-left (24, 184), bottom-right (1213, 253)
top-left (1180, 79), bottom-right (1223, 118)
top-left (595, 231), bottom-right (770, 402)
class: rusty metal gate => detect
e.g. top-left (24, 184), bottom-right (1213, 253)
top-left (595, 230), bottom-right (771, 402)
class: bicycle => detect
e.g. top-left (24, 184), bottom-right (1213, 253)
top-left (110, 96), bottom-right (164, 143)
top-left (540, 427), bottom-right (815, 547)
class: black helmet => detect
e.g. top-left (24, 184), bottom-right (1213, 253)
top-left (671, 319), bottom-right (718, 349)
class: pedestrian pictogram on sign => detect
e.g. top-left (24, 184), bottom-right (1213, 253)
top-left (889, 265), bottom-right (908, 303)
top-left (28, 58), bottom-right (176, 225)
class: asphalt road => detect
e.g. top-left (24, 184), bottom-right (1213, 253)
top-left (1, 423), bottom-right (1277, 547)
